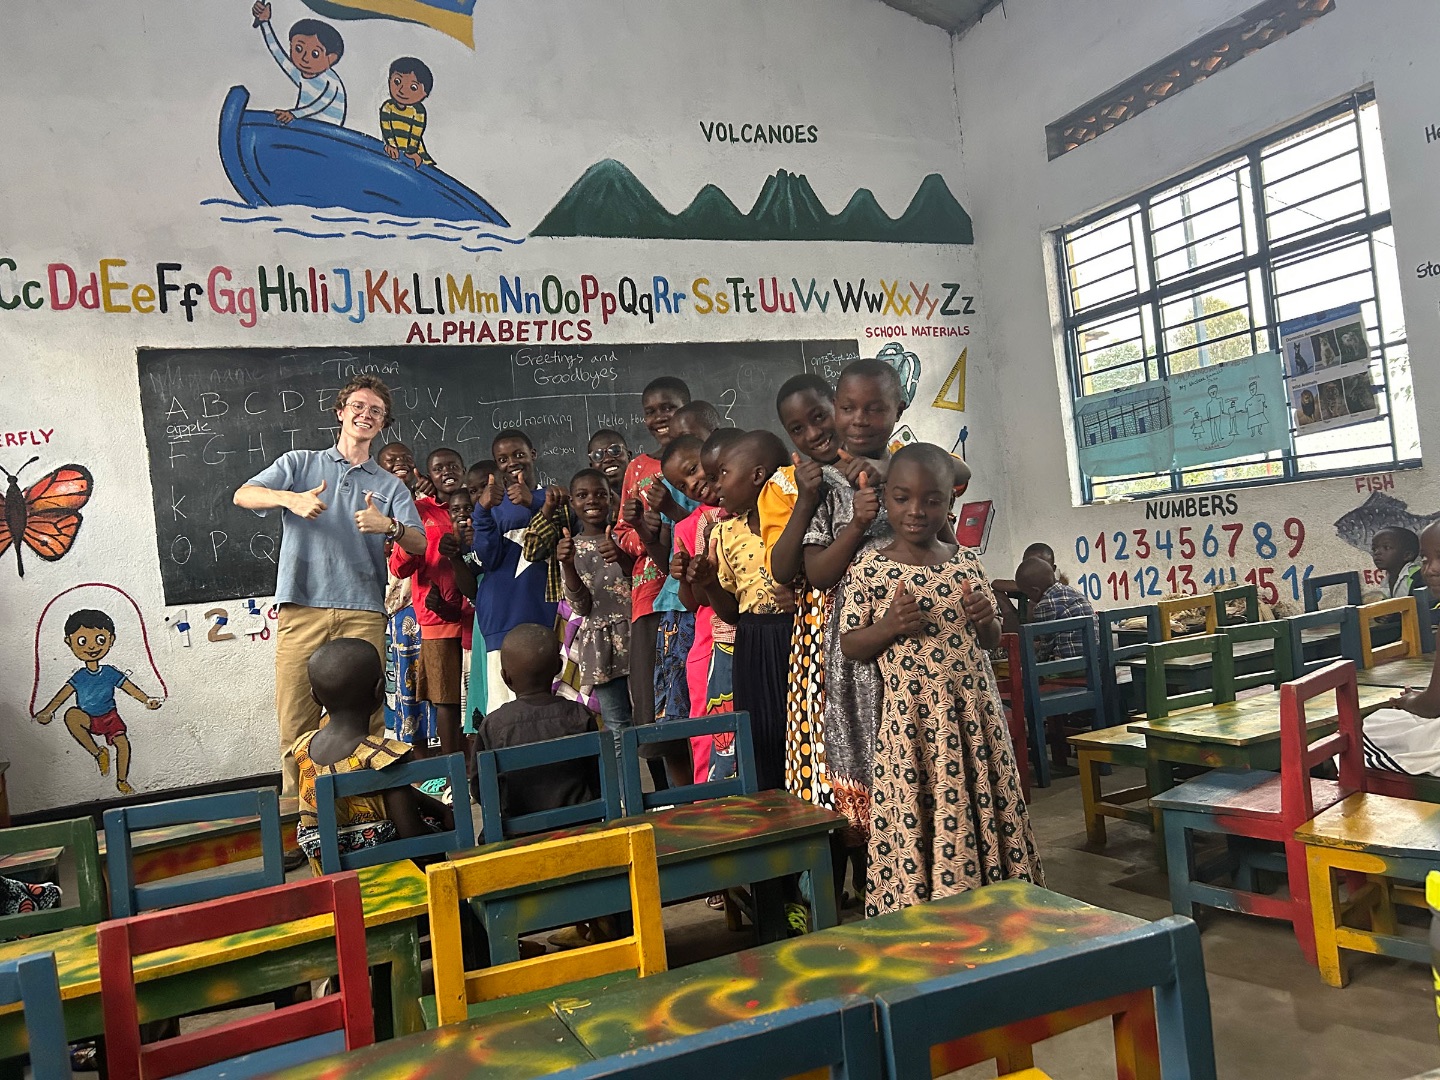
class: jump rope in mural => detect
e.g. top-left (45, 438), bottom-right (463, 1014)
top-left (0, 457), bottom-right (94, 578)
top-left (214, 2), bottom-right (974, 243)
top-left (30, 584), bottom-right (168, 796)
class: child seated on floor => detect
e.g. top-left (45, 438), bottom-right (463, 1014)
top-left (475, 623), bottom-right (602, 823)
top-left (292, 638), bottom-right (452, 875)
top-left (1014, 556), bottom-right (1096, 662)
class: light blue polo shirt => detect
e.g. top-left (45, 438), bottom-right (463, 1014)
top-left (245, 448), bottom-right (422, 614)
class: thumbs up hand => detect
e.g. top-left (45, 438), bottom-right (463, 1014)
top-left (289, 479), bottom-right (328, 520)
top-left (556, 526), bottom-right (576, 566)
top-left (851, 471), bottom-right (879, 529)
top-left (354, 491), bottom-right (393, 535)
top-left (959, 578), bottom-right (995, 627)
top-left (599, 525), bottom-right (622, 565)
top-left (793, 452), bottom-right (825, 506)
top-left (883, 582), bottom-right (926, 638)
top-left (669, 547), bottom-right (690, 581)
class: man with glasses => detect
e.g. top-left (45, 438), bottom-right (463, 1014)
top-left (234, 375), bottom-right (425, 804)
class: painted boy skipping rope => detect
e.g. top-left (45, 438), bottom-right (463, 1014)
top-left (34, 609), bottom-right (161, 795)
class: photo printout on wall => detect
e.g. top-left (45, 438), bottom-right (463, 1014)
top-left (1279, 304), bottom-right (1379, 434)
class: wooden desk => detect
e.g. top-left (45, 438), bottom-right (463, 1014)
top-left (97, 798), bottom-right (300, 887)
top-left (1355, 656), bottom-right (1435, 689)
top-left (0, 859), bottom-right (427, 1061)
top-left (262, 882), bottom-right (1153, 1080)
top-left (1129, 684), bottom-right (1395, 811)
top-left (455, 790), bottom-right (847, 962)
top-left (1121, 626), bottom-right (1351, 693)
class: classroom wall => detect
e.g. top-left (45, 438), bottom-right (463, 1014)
top-left (953, 0), bottom-right (1440, 603)
top-left (0, 0), bottom-right (986, 813)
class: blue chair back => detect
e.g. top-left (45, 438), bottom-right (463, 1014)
top-left (0, 953), bottom-right (70, 1080)
top-left (314, 752), bottom-right (473, 872)
top-left (1286, 606), bottom-right (1362, 677)
top-left (104, 788), bottom-right (284, 918)
top-left (1303, 571), bottom-right (1361, 612)
top-left (476, 732), bottom-right (621, 843)
top-left (620, 713), bottom-right (758, 813)
top-left (548, 996), bottom-right (880, 1080)
top-left (875, 917), bottom-right (1215, 1080)
top-left (1414, 585), bottom-right (1438, 654)
top-left (1099, 605), bottom-right (1160, 729)
top-left (1019, 615), bottom-right (1103, 788)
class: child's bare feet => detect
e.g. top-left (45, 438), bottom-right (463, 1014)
top-left (96, 748), bottom-right (110, 776)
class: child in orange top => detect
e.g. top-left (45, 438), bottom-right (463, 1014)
top-left (687, 430), bottom-right (793, 791)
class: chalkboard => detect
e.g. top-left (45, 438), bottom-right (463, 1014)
top-left (137, 340), bottom-right (859, 605)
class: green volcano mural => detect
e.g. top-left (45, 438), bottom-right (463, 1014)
top-left (533, 160), bottom-right (973, 244)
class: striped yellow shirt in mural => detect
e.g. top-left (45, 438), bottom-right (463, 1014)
top-left (380, 100), bottom-right (434, 165)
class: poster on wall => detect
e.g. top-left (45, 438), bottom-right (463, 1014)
top-left (1170, 351), bottom-right (1287, 469)
top-left (1074, 352), bottom-right (1288, 478)
top-left (1279, 304), bottom-right (1379, 434)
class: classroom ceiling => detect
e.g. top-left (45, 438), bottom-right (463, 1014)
top-left (876, 0), bottom-right (1006, 36)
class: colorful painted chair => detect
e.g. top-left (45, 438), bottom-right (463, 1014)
top-left (1019, 615), bottom-right (1104, 788)
top-left (1285, 606), bottom-right (1362, 677)
top-left (1152, 660), bottom-right (1369, 964)
top-left (476, 731), bottom-right (621, 843)
top-left (1413, 586), bottom-right (1437, 654)
top-left (1157, 594), bottom-right (1217, 640)
top-left (542, 996), bottom-right (880, 1080)
top-left (104, 788), bottom-right (284, 917)
top-left (1214, 583), bottom-right (1260, 625)
top-left (619, 713), bottom-right (757, 812)
top-left (0, 953), bottom-right (70, 1080)
top-left (1304, 571), bottom-right (1362, 612)
top-left (1299, 738), bottom-right (1440, 986)
top-left (0, 818), bottom-right (103, 939)
top-left (99, 873), bottom-right (374, 1079)
top-left (1098, 605), bottom-right (1161, 729)
top-left (1219, 620), bottom-right (1295, 696)
top-left (424, 824), bottom-right (666, 1027)
top-left (313, 751), bottom-right (474, 871)
top-left (1356, 595), bottom-right (1422, 669)
top-left (875, 916), bottom-right (1216, 1079)
top-left (998, 634), bottom-right (1034, 801)
top-left (1144, 634), bottom-right (1236, 719)
top-left (1067, 724), bottom-right (1152, 846)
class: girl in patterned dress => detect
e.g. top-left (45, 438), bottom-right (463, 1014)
top-left (840, 443), bottom-right (1041, 917)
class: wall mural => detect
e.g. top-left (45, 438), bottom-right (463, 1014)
top-left (210, 2), bottom-right (972, 244)
top-left (29, 584), bottom-right (169, 796)
top-left (0, 457), bottom-right (94, 578)
top-left (1334, 489), bottom-right (1440, 552)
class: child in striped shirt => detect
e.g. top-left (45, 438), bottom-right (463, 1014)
top-left (252, 2), bottom-right (347, 127)
top-left (381, 58), bottom-right (435, 168)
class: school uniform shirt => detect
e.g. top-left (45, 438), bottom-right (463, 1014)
top-left (388, 496), bottom-right (466, 640)
top-left (714, 517), bottom-right (786, 615)
top-left (471, 489), bottom-right (557, 652)
top-left (246, 448), bottom-right (423, 614)
top-left (1388, 558), bottom-right (1424, 599)
top-left (1031, 581), bottom-right (1098, 662)
top-left (476, 697), bottom-right (601, 819)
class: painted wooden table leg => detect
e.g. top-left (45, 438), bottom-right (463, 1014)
top-left (1163, 812), bottom-right (1196, 919)
top-left (384, 921), bottom-right (425, 1037)
top-left (993, 1041), bottom-right (1037, 1074)
top-left (1111, 989), bottom-right (1162, 1080)
top-left (1306, 846), bottom-right (1347, 988)
top-left (1078, 750), bottom-right (1106, 846)
top-left (753, 879), bottom-right (788, 944)
top-left (804, 836), bottom-right (838, 932)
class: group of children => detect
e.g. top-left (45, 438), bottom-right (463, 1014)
top-left (298, 361), bottom-right (1043, 919)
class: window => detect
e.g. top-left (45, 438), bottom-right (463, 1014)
top-left (1057, 92), bottom-right (1418, 502)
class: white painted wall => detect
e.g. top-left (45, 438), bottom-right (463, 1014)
top-left (954, 0), bottom-right (1440, 604)
top-left (0, 0), bottom-right (984, 812)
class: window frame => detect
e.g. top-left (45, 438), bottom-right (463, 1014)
top-left (1056, 89), bottom-right (1417, 504)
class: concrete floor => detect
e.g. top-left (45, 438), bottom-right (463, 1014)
top-left (145, 768), bottom-right (1440, 1078)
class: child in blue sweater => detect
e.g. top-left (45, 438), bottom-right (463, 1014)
top-left (471, 430), bottom-right (558, 714)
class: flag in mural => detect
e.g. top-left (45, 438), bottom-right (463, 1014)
top-left (297, 0), bottom-right (477, 47)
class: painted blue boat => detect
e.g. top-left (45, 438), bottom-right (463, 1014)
top-left (217, 85), bottom-right (508, 225)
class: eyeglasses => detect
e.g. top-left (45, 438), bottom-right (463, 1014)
top-left (588, 444), bottom-right (626, 462)
top-left (346, 402), bottom-right (387, 421)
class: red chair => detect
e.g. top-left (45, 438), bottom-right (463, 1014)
top-left (1152, 659), bottom-right (1368, 964)
top-left (998, 633), bottom-right (1032, 802)
top-left (98, 872), bottom-right (374, 1080)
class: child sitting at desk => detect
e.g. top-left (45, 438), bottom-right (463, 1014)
top-left (1372, 526), bottom-right (1423, 599)
top-left (292, 639), bottom-right (452, 874)
top-left (1364, 523), bottom-right (1440, 778)
top-left (1013, 556), bottom-right (1096, 662)
top-left (475, 623), bottom-right (602, 823)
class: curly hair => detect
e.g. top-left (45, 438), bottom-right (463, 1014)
top-left (333, 375), bottom-right (394, 428)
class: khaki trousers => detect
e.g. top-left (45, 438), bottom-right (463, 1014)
top-left (275, 604), bottom-right (386, 796)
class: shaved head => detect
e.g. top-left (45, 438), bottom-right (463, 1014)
top-left (308, 638), bottom-right (383, 713)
